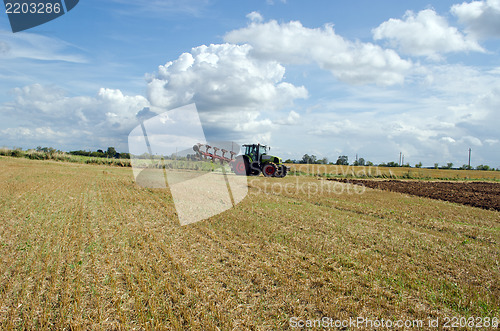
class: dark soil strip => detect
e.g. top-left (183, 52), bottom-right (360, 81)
top-left (328, 179), bottom-right (500, 212)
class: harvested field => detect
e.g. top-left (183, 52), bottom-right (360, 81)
top-left (289, 164), bottom-right (500, 180)
top-left (1, 157), bottom-right (499, 329)
top-left (330, 179), bottom-right (500, 211)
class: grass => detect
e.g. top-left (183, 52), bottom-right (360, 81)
top-left (0, 157), bottom-right (499, 329)
top-left (0, 147), bottom-right (131, 167)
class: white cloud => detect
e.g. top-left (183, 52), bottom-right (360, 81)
top-left (108, 0), bottom-right (210, 16)
top-left (1, 84), bottom-right (149, 150)
top-left (462, 135), bottom-right (483, 146)
top-left (1, 42), bottom-right (309, 150)
top-left (1, 11), bottom-right (499, 167)
top-left (0, 31), bottom-right (86, 63)
top-left (5, 84), bottom-right (148, 127)
top-left (372, 9), bottom-right (484, 59)
top-left (442, 136), bottom-right (456, 143)
top-left (225, 17), bottom-right (412, 85)
top-left (277, 61), bottom-right (500, 166)
top-left (275, 110), bottom-right (300, 125)
top-left (452, 0), bottom-right (500, 38)
top-left (1, 126), bottom-right (68, 140)
top-left (146, 43), bottom-right (308, 142)
top-left (247, 11), bottom-right (264, 23)
top-left (266, 0), bottom-right (286, 4)
top-left (147, 44), bottom-right (307, 111)
top-left (485, 138), bottom-right (499, 145)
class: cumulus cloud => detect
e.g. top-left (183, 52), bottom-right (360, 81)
top-left (2, 41), bottom-right (309, 149)
top-left (485, 138), bottom-right (499, 145)
top-left (225, 17), bottom-right (412, 85)
top-left (1, 84), bottom-right (149, 149)
top-left (452, 0), bottom-right (500, 38)
top-left (441, 136), bottom-right (456, 143)
top-left (5, 84), bottom-right (148, 128)
top-left (147, 43), bottom-right (307, 111)
top-left (282, 61), bottom-right (500, 166)
top-left (2, 12), bottom-right (498, 167)
top-left (274, 110), bottom-right (300, 125)
top-left (372, 9), bottom-right (484, 59)
top-left (1, 126), bottom-right (72, 141)
top-left (247, 11), bottom-right (264, 23)
top-left (146, 43), bottom-right (308, 142)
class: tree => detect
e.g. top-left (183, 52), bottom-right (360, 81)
top-left (301, 154), bottom-right (318, 164)
top-left (318, 157), bottom-right (328, 164)
top-left (353, 157), bottom-right (365, 166)
top-left (434, 163), bottom-right (439, 169)
top-left (107, 147), bottom-right (117, 158)
top-left (336, 155), bottom-right (348, 165)
top-left (476, 164), bottom-right (490, 171)
top-left (415, 162), bottom-right (422, 168)
top-left (444, 162), bottom-right (453, 169)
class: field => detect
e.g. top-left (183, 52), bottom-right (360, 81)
top-left (1, 156), bottom-right (499, 329)
top-left (289, 164), bottom-right (500, 181)
top-left (331, 179), bottom-right (500, 211)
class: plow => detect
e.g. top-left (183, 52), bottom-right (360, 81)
top-left (193, 143), bottom-right (290, 178)
top-left (193, 143), bottom-right (237, 164)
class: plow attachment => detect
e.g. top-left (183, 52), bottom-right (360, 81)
top-left (193, 143), bottom-right (237, 164)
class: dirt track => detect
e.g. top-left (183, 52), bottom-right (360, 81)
top-left (330, 179), bottom-right (500, 211)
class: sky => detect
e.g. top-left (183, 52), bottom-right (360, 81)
top-left (0, 0), bottom-right (499, 168)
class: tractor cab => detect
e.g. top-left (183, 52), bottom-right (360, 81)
top-left (243, 144), bottom-right (267, 163)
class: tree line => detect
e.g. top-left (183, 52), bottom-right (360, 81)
top-left (285, 154), bottom-right (498, 171)
top-left (67, 147), bottom-right (130, 159)
top-left (285, 154), bottom-right (373, 166)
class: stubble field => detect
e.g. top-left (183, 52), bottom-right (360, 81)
top-left (0, 157), bottom-right (499, 329)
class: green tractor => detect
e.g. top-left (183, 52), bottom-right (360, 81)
top-left (232, 144), bottom-right (289, 177)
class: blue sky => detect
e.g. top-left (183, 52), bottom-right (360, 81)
top-left (1, 0), bottom-right (499, 167)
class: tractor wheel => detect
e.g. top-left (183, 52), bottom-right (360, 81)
top-left (249, 161), bottom-right (261, 176)
top-left (276, 165), bottom-right (288, 178)
top-left (250, 168), bottom-right (261, 176)
top-left (233, 156), bottom-right (249, 176)
top-left (262, 163), bottom-right (277, 177)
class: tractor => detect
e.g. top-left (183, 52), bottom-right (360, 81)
top-left (232, 144), bottom-right (289, 177)
top-left (192, 143), bottom-right (289, 177)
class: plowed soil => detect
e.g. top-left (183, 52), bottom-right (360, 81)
top-left (330, 179), bottom-right (500, 211)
